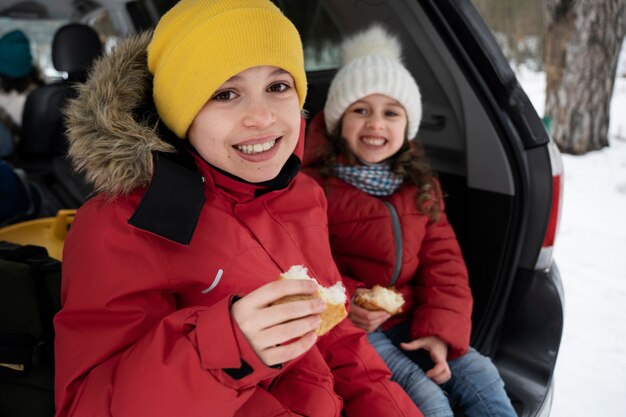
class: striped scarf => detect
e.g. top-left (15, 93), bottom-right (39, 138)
top-left (334, 163), bottom-right (404, 196)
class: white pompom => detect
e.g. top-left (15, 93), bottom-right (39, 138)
top-left (341, 24), bottom-right (403, 65)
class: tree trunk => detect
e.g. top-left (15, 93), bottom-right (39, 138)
top-left (544, 0), bottom-right (626, 154)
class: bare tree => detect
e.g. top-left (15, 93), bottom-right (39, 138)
top-left (544, 0), bottom-right (626, 154)
top-left (474, 0), bottom-right (545, 70)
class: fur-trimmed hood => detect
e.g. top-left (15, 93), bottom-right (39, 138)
top-left (64, 32), bottom-right (174, 196)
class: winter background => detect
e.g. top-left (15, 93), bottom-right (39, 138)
top-left (512, 40), bottom-right (626, 416)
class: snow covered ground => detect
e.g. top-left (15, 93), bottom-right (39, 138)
top-left (514, 41), bottom-right (626, 417)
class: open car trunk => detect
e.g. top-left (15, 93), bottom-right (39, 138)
top-left (279, 1), bottom-right (564, 416)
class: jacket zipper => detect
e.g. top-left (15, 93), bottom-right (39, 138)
top-left (383, 201), bottom-right (403, 286)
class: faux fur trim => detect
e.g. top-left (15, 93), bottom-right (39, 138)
top-left (64, 31), bottom-right (174, 196)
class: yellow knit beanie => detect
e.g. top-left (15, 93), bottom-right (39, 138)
top-left (148, 0), bottom-right (307, 138)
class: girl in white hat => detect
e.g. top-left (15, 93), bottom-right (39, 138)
top-left (305, 24), bottom-right (517, 417)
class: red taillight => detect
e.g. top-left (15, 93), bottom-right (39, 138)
top-left (542, 173), bottom-right (561, 247)
top-left (536, 140), bottom-right (564, 270)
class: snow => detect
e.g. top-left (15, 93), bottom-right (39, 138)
top-left (513, 41), bottom-right (626, 417)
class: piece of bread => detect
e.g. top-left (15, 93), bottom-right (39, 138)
top-left (273, 265), bottom-right (348, 336)
top-left (354, 285), bottom-right (405, 316)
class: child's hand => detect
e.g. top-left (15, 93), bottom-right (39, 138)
top-left (400, 336), bottom-right (451, 384)
top-left (231, 279), bottom-right (326, 367)
top-left (348, 296), bottom-right (391, 333)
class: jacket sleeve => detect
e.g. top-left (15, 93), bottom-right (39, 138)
top-left (409, 187), bottom-right (473, 359)
top-left (316, 319), bottom-right (423, 417)
top-left (54, 198), bottom-right (285, 417)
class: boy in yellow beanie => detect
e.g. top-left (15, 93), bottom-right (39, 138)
top-left (54, 1), bottom-right (423, 416)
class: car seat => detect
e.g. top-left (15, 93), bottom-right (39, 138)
top-left (0, 106), bottom-right (19, 158)
top-left (19, 23), bottom-right (102, 163)
top-left (14, 23), bottom-right (102, 213)
top-left (0, 120), bottom-right (14, 158)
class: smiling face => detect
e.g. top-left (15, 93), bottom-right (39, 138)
top-left (340, 94), bottom-right (408, 164)
top-left (187, 65), bottom-right (301, 183)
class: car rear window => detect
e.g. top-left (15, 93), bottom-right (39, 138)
top-left (275, 0), bottom-right (343, 71)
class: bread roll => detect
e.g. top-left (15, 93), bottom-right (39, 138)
top-left (354, 285), bottom-right (404, 316)
top-left (273, 265), bottom-right (347, 336)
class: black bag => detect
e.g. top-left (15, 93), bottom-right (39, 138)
top-left (0, 241), bottom-right (60, 417)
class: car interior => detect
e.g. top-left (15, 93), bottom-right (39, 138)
top-left (8, 22), bottom-right (103, 219)
top-left (1, 1), bottom-right (560, 416)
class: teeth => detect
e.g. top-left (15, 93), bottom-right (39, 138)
top-left (236, 139), bottom-right (276, 154)
top-left (362, 137), bottom-right (385, 146)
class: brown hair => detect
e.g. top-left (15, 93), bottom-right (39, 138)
top-left (312, 124), bottom-right (441, 222)
top-left (0, 68), bottom-right (43, 94)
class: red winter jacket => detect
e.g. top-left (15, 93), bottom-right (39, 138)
top-left (304, 113), bottom-right (473, 359)
top-left (54, 34), bottom-right (422, 417)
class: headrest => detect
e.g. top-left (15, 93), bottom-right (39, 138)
top-left (52, 23), bottom-right (102, 81)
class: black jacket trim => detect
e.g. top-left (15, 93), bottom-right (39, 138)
top-left (223, 359), bottom-right (254, 380)
top-left (128, 148), bottom-right (205, 245)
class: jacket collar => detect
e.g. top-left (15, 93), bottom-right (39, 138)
top-left (129, 131), bottom-right (303, 245)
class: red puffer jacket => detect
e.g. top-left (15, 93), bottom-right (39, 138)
top-left (304, 113), bottom-right (473, 360)
top-left (54, 35), bottom-right (422, 417)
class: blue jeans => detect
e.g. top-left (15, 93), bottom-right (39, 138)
top-left (368, 324), bottom-right (517, 417)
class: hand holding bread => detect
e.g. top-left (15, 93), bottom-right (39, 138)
top-left (231, 265), bottom-right (347, 366)
top-left (272, 265), bottom-right (348, 336)
top-left (354, 285), bottom-right (405, 315)
top-left (231, 272), bottom-right (324, 366)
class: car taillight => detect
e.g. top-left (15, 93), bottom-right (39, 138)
top-left (536, 139), bottom-right (564, 271)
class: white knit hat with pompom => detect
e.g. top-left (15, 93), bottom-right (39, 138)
top-left (324, 24), bottom-right (422, 139)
